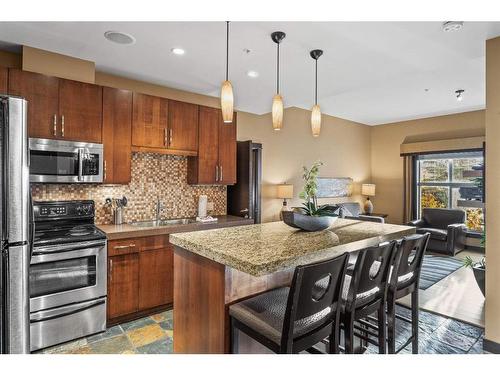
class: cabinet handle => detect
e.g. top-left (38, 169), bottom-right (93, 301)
top-left (53, 114), bottom-right (57, 136)
top-left (113, 244), bottom-right (136, 250)
top-left (215, 165), bottom-right (219, 182)
top-left (220, 165), bottom-right (223, 182)
top-left (164, 128), bottom-right (168, 147)
top-left (61, 115), bottom-right (65, 137)
top-left (109, 259), bottom-right (113, 282)
top-left (103, 160), bottom-right (107, 181)
top-left (169, 129), bottom-right (173, 146)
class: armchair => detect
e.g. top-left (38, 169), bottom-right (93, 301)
top-left (407, 208), bottom-right (467, 256)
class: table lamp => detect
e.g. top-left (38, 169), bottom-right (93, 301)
top-left (277, 184), bottom-right (294, 218)
top-left (361, 184), bottom-right (376, 214)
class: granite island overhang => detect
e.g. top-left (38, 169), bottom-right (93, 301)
top-left (169, 219), bottom-right (416, 353)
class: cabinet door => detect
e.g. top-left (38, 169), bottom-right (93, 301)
top-left (8, 69), bottom-right (59, 139)
top-left (132, 93), bottom-right (168, 148)
top-left (167, 100), bottom-right (198, 152)
top-left (138, 247), bottom-right (173, 310)
top-left (108, 254), bottom-right (139, 319)
top-left (0, 67), bottom-right (7, 93)
top-left (218, 111), bottom-right (237, 184)
top-left (190, 106), bottom-right (219, 184)
top-left (102, 87), bottom-right (132, 184)
top-left (58, 79), bottom-right (103, 143)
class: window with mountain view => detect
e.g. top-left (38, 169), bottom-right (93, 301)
top-left (415, 151), bottom-right (484, 232)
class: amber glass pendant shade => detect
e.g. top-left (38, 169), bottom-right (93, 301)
top-left (272, 94), bottom-right (284, 130)
top-left (220, 80), bottom-right (234, 123)
top-left (311, 104), bottom-right (321, 137)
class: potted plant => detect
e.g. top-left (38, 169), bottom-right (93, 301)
top-left (463, 232), bottom-right (485, 297)
top-left (282, 161), bottom-right (339, 231)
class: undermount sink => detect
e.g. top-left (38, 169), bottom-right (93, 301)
top-left (130, 218), bottom-right (195, 227)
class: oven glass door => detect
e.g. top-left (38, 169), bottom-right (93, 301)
top-left (30, 256), bottom-right (97, 298)
top-left (30, 243), bottom-right (107, 312)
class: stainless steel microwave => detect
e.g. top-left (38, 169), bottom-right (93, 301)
top-left (29, 138), bottom-right (103, 183)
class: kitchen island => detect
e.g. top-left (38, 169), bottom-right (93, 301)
top-left (169, 219), bottom-right (415, 353)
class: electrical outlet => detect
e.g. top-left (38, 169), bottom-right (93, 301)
top-left (207, 202), bottom-right (214, 211)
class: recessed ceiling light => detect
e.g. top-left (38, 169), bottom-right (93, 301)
top-left (104, 31), bottom-right (136, 45)
top-left (442, 21), bottom-right (464, 32)
top-left (247, 70), bottom-right (259, 78)
top-left (171, 48), bottom-right (185, 55)
top-left (455, 89), bottom-right (465, 101)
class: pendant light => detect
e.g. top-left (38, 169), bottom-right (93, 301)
top-left (310, 49), bottom-right (323, 137)
top-left (271, 31), bottom-right (286, 131)
top-left (220, 21), bottom-right (233, 123)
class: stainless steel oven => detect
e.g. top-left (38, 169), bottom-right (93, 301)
top-left (29, 138), bottom-right (103, 183)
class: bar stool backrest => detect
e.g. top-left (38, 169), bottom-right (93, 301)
top-left (347, 241), bottom-right (396, 309)
top-left (282, 253), bottom-right (349, 344)
top-left (389, 233), bottom-right (430, 292)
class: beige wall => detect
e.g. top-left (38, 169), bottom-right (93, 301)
top-left (238, 107), bottom-right (372, 223)
top-left (370, 110), bottom-right (485, 224)
top-left (485, 37), bottom-right (500, 347)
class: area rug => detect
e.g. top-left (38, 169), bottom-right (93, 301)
top-left (419, 255), bottom-right (464, 290)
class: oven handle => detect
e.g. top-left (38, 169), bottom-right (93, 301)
top-left (30, 298), bottom-right (105, 323)
top-left (32, 240), bottom-right (106, 256)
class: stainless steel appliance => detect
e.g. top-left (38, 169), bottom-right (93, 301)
top-left (30, 200), bottom-right (107, 352)
top-left (29, 138), bottom-right (103, 183)
top-left (227, 141), bottom-right (262, 223)
top-left (0, 95), bottom-right (31, 354)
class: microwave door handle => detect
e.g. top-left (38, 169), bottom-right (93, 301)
top-left (78, 148), bottom-right (83, 181)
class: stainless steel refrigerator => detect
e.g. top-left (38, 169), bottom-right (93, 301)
top-left (227, 141), bottom-right (262, 223)
top-left (0, 95), bottom-right (31, 354)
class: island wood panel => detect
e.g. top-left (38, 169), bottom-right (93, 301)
top-left (168, 100), bottom-right (199, 152)
top-left (188, 106), bottom-right (219, 184)
top-left (8, 69), bottom-right (59, 139)
top-left (218, 111), bottom-right (237, 185)
top-left (132, 92), bottom-right (168, 149)
top-left (173, 246), bottom-right (294, 353)
top-left (108, 253), bottom-right (140, 319)
top-left (102, 87), bottom-right (132, 184)
top-left (58, 79), bottom-right (103, 143)
top-left (0, 67), bottom-right (7, 93)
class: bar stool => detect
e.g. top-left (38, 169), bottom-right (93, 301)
top-left (341, 241), bottom-right (396, 354)
top-left (386, 233), bottom-right (430, 354)
top-left (229, 253), bottom-right (349, 354)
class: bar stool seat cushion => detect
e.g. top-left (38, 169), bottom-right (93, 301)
top-left (229, 287), bottom-right (332, 344)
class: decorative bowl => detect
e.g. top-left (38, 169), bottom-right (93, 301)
top-left (282, 211), bottom-right (337, 232)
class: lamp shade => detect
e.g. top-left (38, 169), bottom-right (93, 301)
top-left (220, 80), bottom-right (234, 123)
top-left (311, 104), bottom-right (321, 137)
top-left (361, 184), bottom-right (376, 196)
top-left (277, 184), bottom-right (294, 199)
top-left (272, 94), bottom-right (284, 130)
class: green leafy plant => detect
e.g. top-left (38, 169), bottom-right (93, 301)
top-left (463, 255), bottom-right (485, 269)
top-left (297, 161), bottom-right (338, 217)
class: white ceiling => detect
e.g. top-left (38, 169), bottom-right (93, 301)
top-left (1, 21), bottom-right (499, 125)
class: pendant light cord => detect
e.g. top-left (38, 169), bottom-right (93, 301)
top-left (225, 21), bottom-right (230, 81)
top-left (277, 43), bottom-right (280, 94)
top-left (315, 59), bottom-right (318, 105)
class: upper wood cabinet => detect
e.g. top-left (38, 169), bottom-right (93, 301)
top-left (188, 106), bottom-right (237, 185)
top-left (58, 79), bottom-right (103, 143)
top-left (132, 92), bottom-right (168, 149)
top-left (8, 69), bottom-right (59, 139)
top-left (8, 69), bottom-right (103, 143)
top-left (102, 87), bottom-right (133, 184)
top-left (0, 67), bottom-right (7, 93)
top-left (168, 100), bottom-right (199, 153)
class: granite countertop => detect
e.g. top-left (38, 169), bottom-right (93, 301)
top-left (98, 215), bottom-right (253, 240)
top-left (169, 219), bottom-right (416, 277)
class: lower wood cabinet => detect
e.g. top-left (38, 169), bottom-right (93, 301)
top-left (107, 235), bottom-right (173, 325)
top-left (0, 67), bottom-right (7, 93)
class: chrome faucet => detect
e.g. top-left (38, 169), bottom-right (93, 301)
top-left (155, 198), bottom-right (164, 221)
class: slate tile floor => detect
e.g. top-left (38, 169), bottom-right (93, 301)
top-left (39, 306), bottom-right (485, 354)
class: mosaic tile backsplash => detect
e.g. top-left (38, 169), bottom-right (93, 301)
top-left (31, 153), bottom-right (227, 224)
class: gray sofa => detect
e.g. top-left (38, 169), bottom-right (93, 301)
top-left (407, 208), bottom-right (467, 256)
top-left (336, 202), bottom-right (385, 223)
